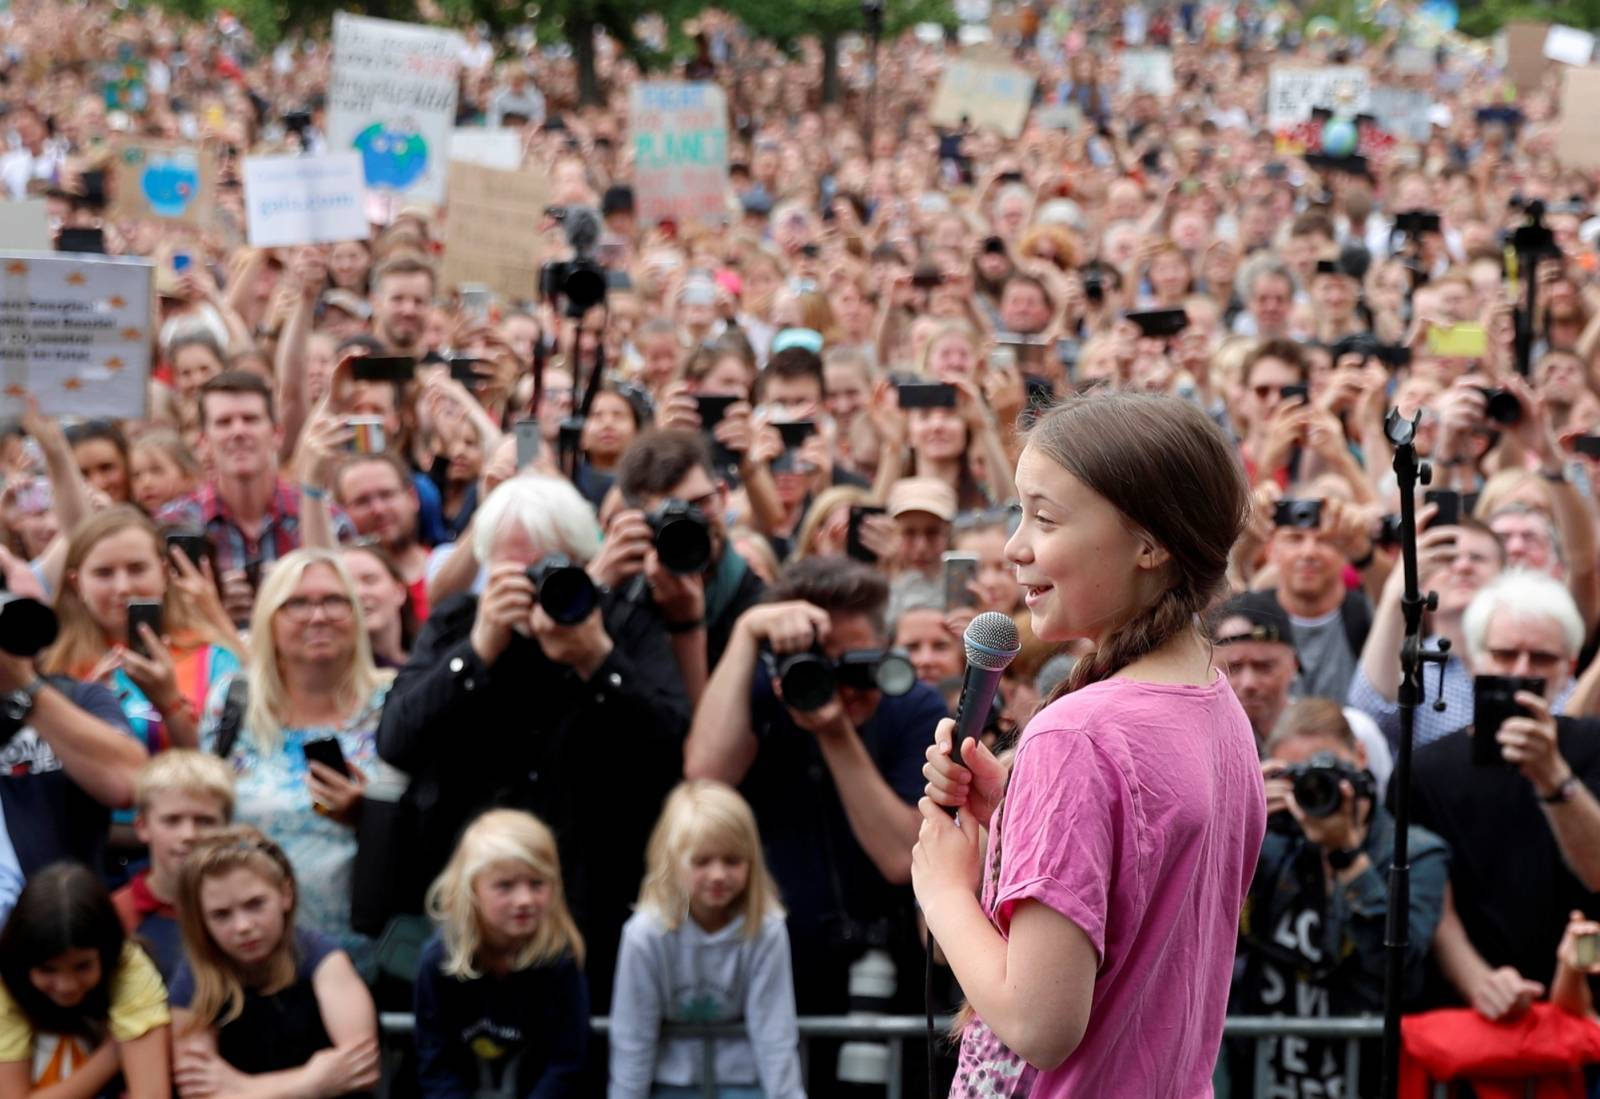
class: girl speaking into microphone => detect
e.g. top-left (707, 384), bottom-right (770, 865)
top-left (914, 393), bottom-right (1267, 1097)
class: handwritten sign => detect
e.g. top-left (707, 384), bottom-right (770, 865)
top-left (0, 252), bottom-right (152, 417)
top-left (629, 83), bottom-right (729, 226)
top-left (327, 13), bottom-right (463, 205)
top-left (929, 61), bottom-right (1035, 138)
top-left (107, 138), bottom-right (216, 226)
top-left (1267, 66), bottom-right (1371, 129)
top-left (1367, 87), bottom-right (1435, 142)
top-left (440, 162), bottom-right (550, 299)
top-left (243, 154), bottom-right (371, 247)
top-left (1505, 22), bottom-right (1552, 90)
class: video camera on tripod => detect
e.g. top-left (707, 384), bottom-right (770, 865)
top-left (540, 205), bottom-right (608, 318)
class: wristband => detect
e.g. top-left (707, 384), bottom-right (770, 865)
top-left (1326, 845), bottom-right (1364, 871)
top-left (665, 617), bottom-right (706, 635)
top-left (301, 483), bottom-right (328, 500)
top-left (1541, 774), bottom-right (1581, 805)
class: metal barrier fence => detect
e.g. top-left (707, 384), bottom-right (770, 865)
top-left (377, 1013), bottom-right (1545, 1098)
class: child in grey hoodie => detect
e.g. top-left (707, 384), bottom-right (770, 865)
top-left (609, 780), bottom-right (806, 1099)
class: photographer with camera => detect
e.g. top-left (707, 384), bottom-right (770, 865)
top-left (376, 474), bottom-right (688, 1011)
top-left (1408, 570), bottom-right (1600, 1019)
top-left (684, 556), bottom-right (946, 1081)
top-left (1229, 699), bottom-right (1448, 1097)
top-left (591, 430), bottom-right (766, 702)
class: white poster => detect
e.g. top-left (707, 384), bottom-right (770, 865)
top-left (1267, 66), bottom-right (1372, 129)
top-left (1545, 24), bottom-right (1596, 66)
top-left (327, 13), bottom-right (463, 205)
top-left (449, 128), bottom-right (523, 170)
top-left (1367, 87), bottom-right (1435, 142)
top-left (243, 153), bottom-right (371, 247)
top-left (0, 201), bottom-right (50, 251)
top-left (1119, 49), bottom-right (1175, 96)
top-left (629, 82), bottom-right (730, 226)
top-left (0, 252), bottom-right (152, 417)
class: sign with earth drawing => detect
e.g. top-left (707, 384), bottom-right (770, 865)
top-left (107, 138), bottom-right (216, 226)
top-left (327, 13), bottom-right (463, 205)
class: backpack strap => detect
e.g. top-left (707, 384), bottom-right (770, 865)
top-left (1340, 588), bottom-right (1373, 658)
top-left (212, 676), bottom-right (249, 761)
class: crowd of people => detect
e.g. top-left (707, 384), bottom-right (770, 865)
top-left (5, 0), bottom-right (1600, 1093)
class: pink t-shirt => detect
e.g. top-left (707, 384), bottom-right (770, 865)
top-left (955, 674), bottom-right (1266, 1098)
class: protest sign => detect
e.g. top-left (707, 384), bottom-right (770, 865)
top-left (1556, 68), bottom-right (1600, 170)
top-left (243, 153), bottom-right (370, 247)
top-left (1267, 67), bottom-right (1371, 129)
top-left (449, 128), bottom-right (523, 170)
top-left (1119, 50), bottom-right (1175, 96)
top-left (107, 138), bottom-right (216, 226)
top-left (630, 82), bottom-right (730, 226)
top-left (0, 252), bottom-right (152, 417)
top-left (0, 201), bottom-right (50, 251)
top-left (440, 161), bottom-right (549, 298)
top-left (1545, 25), bottom-right (1596, 66)
top-left (1505, 21), bottom-right (1552, 89)
top-left (327, 13), bottom-right (462, 205)
top-left (1367, 87), bottom-right (1434, 142)
top-left (929, 60), bottom-right (1036, 138)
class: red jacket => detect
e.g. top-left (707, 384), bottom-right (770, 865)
top-left (1401, 1004), bottom-right (1600, 1099)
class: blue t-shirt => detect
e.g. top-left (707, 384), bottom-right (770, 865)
top-left (741, 673), bottom-right (947, 943)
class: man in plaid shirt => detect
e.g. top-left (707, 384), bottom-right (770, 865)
top-left (159, 371), bottom-right (351, 625)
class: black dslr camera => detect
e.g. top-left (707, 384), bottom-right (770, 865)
top-left (1477, 386), bottom-right (1523, 426)
top-left (646, 500), bottom-right (712, 575)
top-left (539, 205), bottom-right (608, 318)
top-left (1269, 751), bottom-right (1377, 834)
top-left (527, 555), bottom-right (599, 625)
top-left (765, 647), bottom-right (917, 712)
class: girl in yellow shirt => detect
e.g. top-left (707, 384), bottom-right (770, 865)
top-left (0, 862), bottom-right (171, 1098)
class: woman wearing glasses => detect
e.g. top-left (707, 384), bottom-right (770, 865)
top-left (200, 548), bottom-right (393, 964)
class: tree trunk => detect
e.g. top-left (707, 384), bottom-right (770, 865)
top-left (820, 32), bottom-right (841, 104)
top-left (574, 16), bottom-right (602, 107)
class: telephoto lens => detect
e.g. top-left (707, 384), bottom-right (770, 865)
top-left (526, 555), bottom-right (599, 626)
top-left (647, 500), bottom-right (713, 575)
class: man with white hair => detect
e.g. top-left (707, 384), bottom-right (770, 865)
top-left (376, 474), bottom-right (690, 1014)
top-left (1406, 571), bottom-right (1600, 1021)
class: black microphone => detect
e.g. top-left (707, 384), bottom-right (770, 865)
top-left (950, 611), bottom-right (1022, 769)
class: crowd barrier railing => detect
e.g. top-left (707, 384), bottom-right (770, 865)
top-left (377, 1013), bottom-right (1543, 1098)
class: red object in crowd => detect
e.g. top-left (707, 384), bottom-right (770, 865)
top-left (1400, 1003), bottom-right (1600, 1099)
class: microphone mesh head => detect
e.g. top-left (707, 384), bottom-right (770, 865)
top-left (964, 611), bottom-right (1022, 671)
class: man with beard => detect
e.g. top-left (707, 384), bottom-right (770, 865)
top-left (368, 254), bottom-right (434, 356)
top-left (333, 452), bottom-right (431, 617)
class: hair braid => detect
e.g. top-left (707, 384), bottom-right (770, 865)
top-left (1052, 586), bottom-right (1198, 703)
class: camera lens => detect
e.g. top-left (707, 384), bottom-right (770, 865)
top-left (1482, 388), bottom-right (1522, 426)
top-left (1292, 767), bottom-right (1343, 819)
top-left (778, 653), bottom-right (836, 712)
top-left (0, 594), bottom-right (58, 657)
top-left (527, 556), bottom-right (598, 626)
top-left (874, 652), bottom-right (917, 696)
top-left (653, 509), bottom-right (713, 575)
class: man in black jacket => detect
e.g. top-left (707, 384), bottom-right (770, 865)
top-left (376, 474), bottom-right (689, 1010)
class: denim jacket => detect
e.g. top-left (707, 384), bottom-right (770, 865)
top-left (1233, 806), bottom-right (1451, 1015)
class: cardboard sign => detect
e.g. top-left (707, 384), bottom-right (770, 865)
top-left (1119, 49), bottom-right (1175, 96)
top-left (0, 201), bottom-right (50, 251)
top-left (107, 139), bottom-right (216, 226)
top-left (929, 60), bottom-right (1036, 138)
top-left (449, 128), bottom-right (523, 170)
top-left (1545, 25), bottom-right (1596, 66)
top-left (243, 154), bottom-right (371, 247)
top-left (439, 161), bottom-right (549, 298)
top-left (1266, 66), bottom-right (1371, 129)
top-left (0, 252), bottom-right (152, 417)
top-left (1556, 68), bottom-right (1600, 170)
top-left (327, 13), bottom-right (463, 205)
top-left (1505, 22), bottom-right (1552, 90)
top-left (1368, 87), bottom-right (1435, 142)
top-left (629, 82), bottom-right (730, 226)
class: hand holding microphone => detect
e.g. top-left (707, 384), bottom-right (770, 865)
top-left (924, 611), bottom-right (1020, 827)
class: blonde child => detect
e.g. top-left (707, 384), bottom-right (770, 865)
top-left (110, 750), bottom-right (234, 982)
top-left (168, 826), bottom-right (380, 1097)
top-left (414, 809), bottom-right (588, 1098)
top-left (609, 780), bottom-right (804, 1099)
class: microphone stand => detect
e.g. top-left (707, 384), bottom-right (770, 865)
top-left (1511, 200), bottom-right (1557, 379)
top-left (1379, 409), bottom-right (1451, 1099)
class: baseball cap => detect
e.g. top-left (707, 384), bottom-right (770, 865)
top-left (888, 477), bottom-right (958, 523)
top-left (1211, 591), bottom-right (1296, 651)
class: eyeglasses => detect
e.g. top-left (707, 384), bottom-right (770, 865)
top-left (278, 595), bottom-right (354, 622)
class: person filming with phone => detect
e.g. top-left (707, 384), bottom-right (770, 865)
top-left (1407, 571), bottom-right (1600, 1020)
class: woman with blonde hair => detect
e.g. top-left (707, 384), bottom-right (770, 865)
top-left (609, 780), bottom-right (802, 1099)
top-left (43, 505), bottom-right (240, 753)
top-left (168, 826), bottom-right (380, 1098)
top-left (414, 809), bottom-right (587, 1098)
top-left (200, 549), bottom-right (391, 961)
